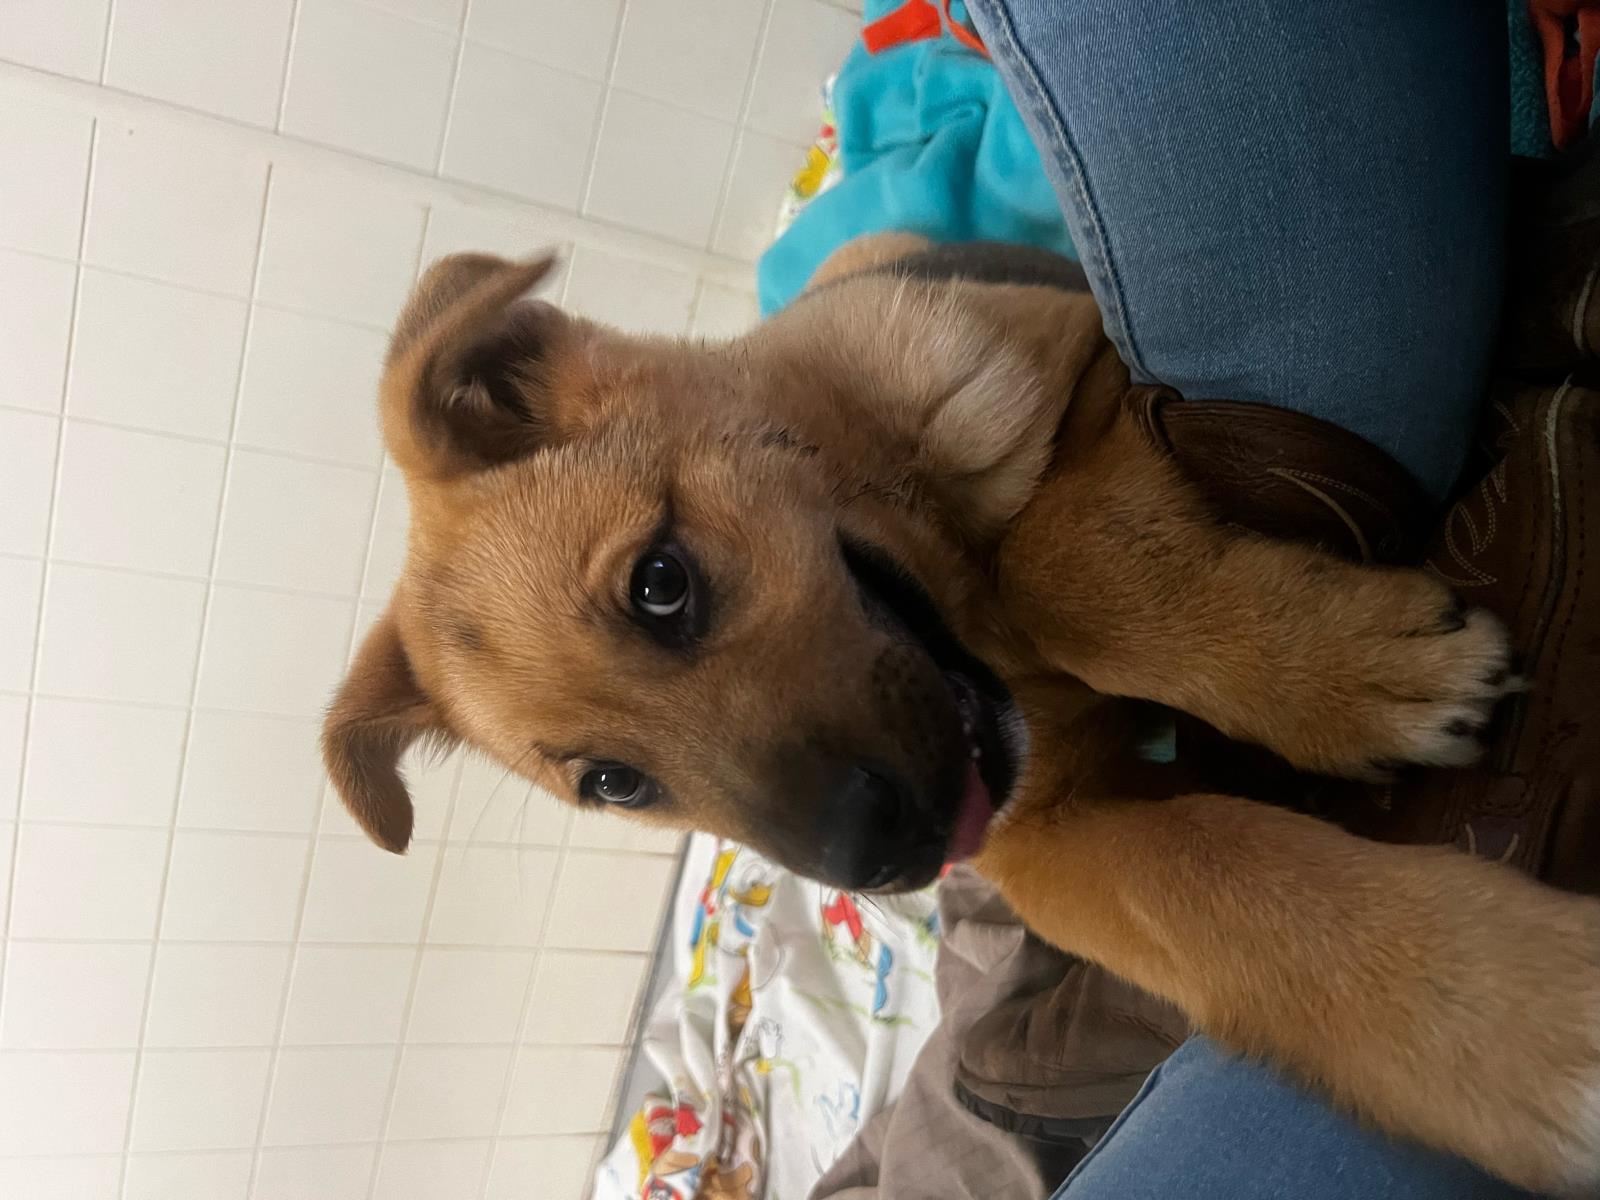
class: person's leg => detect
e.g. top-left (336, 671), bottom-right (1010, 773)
top-left (1053, 1037), bottom-right (1536, 1200)
top-left (962, 0), bottom-right (1509, 501)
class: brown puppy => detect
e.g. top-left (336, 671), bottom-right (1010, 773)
top-left (324, 238), bottom-right (1600, 1194)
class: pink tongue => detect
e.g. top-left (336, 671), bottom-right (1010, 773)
top-left (944, 761), bottom-right (994, 864)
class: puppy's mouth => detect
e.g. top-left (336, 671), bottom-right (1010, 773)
top-left (944, 671), bottom-right (1019, 861)
top-left (839, 537), bottom-right (1022, 865)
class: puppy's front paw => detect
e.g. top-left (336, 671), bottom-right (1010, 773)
top-left (1265, 570), bottom-right (1519, 778)
top-left (1359, 604), bottom-right (1520, 775)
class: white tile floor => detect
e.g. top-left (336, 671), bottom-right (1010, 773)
top-left (0, 0), bottom-right (863, 1195)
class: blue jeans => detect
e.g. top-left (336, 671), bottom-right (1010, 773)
top-left (965, 0), bottom-right (1509, 502)
top-left (961, 1), bottom-right (1531, 1196)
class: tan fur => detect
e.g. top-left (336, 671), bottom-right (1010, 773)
top-left (324, 237), bottom-right (1600, 1194)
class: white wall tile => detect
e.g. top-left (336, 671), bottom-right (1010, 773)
top-left (254, 1144), bottom-right (378, 1200)
top-left (523, 952), bottom-right (648, 1046)
top-left (586, 91), bottom-right (735, 248)
top-left (0, 942), bottom-right (151, 1049)
top-left (53, 421), bottom-right (226, 576)
top-left (0, 408), bottom-right (59, 557)
top-left (281, 945), bottom-right (415, 1045)
top-left (0, 101), bottom-right (91, 260)
top-left (714, 130), bottom-right (802, 261)
top-left (447, 754), bottom-right (570, 846)
top-left (746, 0), bottom-right (859, 142)
top-left (178, 711), bottom-right (323, 834)
top-left (262, 1045), bottom-right (396, 1145)
top-left (281, 0), bottom-right (457, 170)
top-left (421, 204), bottom-right (567, 266)
top-left (10, 824), bottom-right (168, 940)
top-left (0, 1155), bottom-right (122, 1200)
top-left (0, 0), bottom-right (112, 80)
top-left (37, 564), bottom-right (206, 705)
top-left (501, 1045), bottom-right (622, 1135)
top-left (441, 43), bottom-right (602, 211)
top-left (67, 268), bottom-right (247, 440)
top-left (236, 308), bottom-right (388, 466)
top-left (0, 697), bottom-right (25, 817)
top-left (465, 0), bottom-right (621, 80)
top-left (407, 948), bottom-right (535, 1044)
top-left (485, 1135), bottom-right (601, 1200)
top-left (144, 943), bottom-right (294, 1048)
top-left (690, 281), bottom-right (761, 338)
top-left (561, 808), bottom-right (684, 854)
top-left (0, 557), bottom-right (43, 692)
top-left (0, 248), bottom-right (76, 413)
top-left (84, 122), bottom-right (267, 297)
top-left (106, 0), bottom-right (296, 127)
top-left (215, 451), bottom-right (377, 594)
top-left (257, 168), bottom-right (427, 329)
top-left (195, 586), bottom-right (354, 716)
top-left (0, 1051), bottom-right (135, 1155)
top-left (563, 245), bottom-right (697, 335)
top-left (545, 851), bottom-right (675, 952)
top-left (130, 1048), bottom-right (272, 1151)
top-left (426, 845), bottom-right (558, 947)
top-left (299, 836), bottom-right (439, 944)
top-left (612, 0), bottom-right (765, 123)
top-left (374, 1138), bottom-right (492, 1200)
top-left (387, 1044), bottom-right (511, 1140)
top-left (124, 1150), bottom-right (253, 1200)
top-left (22, 697), bottom-right (187, 825)
top-left (160, 830), bottom-right (307, 941)
top-left (367, 0), bottom-right (464, 27)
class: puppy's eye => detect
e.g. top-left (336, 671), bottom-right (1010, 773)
top-left (580, 763), bottom-right (653, 808)
top-left (630, 551), bottom-right (689, 618)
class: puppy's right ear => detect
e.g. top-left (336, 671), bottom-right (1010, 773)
top-left (322, 612), bottom-right (448, 854)
top-left (382, 252), bottom-right (570, 482)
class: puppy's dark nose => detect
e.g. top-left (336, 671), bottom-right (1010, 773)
top-left (818, 764), bottom-right (919, 890)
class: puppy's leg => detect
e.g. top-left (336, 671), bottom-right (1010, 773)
top-left (998, 406), bottom-right (1516, 776)
top-left (973, 787), bottom-right (1600, 1195)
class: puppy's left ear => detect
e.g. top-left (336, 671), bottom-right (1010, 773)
top-left (322, 612), bottom-right (449, 853)
top-left (382, 252), bottom-right (577, 482)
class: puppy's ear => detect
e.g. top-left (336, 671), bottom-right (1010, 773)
top-left (322, 612), bottom-right (448, 853)
top-left (383, 252), bottom-right (573, 481)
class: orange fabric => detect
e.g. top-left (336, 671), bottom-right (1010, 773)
top-left (861, 0), bottom-right (989, 59)
top-left (941, 0), bottom-right (991, 58)
top-left (1529, 0), bottom-right (1600, 148)
top-left (862, 0), bottom-right (942, 54)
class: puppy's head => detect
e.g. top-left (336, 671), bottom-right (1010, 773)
top-left (324, 252), bottom-right (1027, 891)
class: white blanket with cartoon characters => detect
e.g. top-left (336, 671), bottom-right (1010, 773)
top-left (593, 834), bottom-right (942, 1200)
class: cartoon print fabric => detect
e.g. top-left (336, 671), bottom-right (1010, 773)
top-left (594, 835), bottom-right (942, 1200)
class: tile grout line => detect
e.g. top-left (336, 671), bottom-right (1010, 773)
top-left (361, 204), bottom-right (464, 1200)
top-left (360, 798), bottom-right (460, 1199)
top-left (273, 0), bottom-right (306, 134)
top-left (0, 111), bottom-right (100, 1054)
top-left (703, 0), bottom-right (780, 259)
top-left (114, 158), bottom-right (276, 1200)
top-left (249, 203), bottom-right (434, 1197)
top-left (479, 803), bottom-right (579, 1198)
top-left (98, 0), bottom-right (117, 84)
top-left (428, 0), bottom-right (475, 176)
top-left (575, 0), bottom-right (632, 216)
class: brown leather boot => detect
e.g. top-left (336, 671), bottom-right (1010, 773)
top-left (1501, 143), bottom-right (1600, 373)
top-left (1347, 380), bottom-right (1600, 894)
